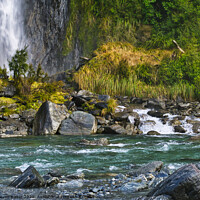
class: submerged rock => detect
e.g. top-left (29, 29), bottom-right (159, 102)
top-left (147, 164), bottom-right (200, 200)
top-left (9, 166), bottom-right (45, 188)
top-left (33, 101), bottom-right (68, 135)
top-left (58, 111), bottom-right (97, 135)
top-left (147, 131), bottom-right (161, 135)
top-left (79, 138), bottom-right (109, 146)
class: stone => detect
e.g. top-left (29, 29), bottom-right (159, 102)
top-left (174, 125), bottom-right (186, 133)
top-left (58, 111), bottom-right (97, 135)
top-left (33, 101), bottom-right (68, 135)
top-left (147, 131), bottom-right (161, 135)
top-left (98, 94), bottom-right (110, 102)
top-left (96, 116), bottom-right (108, 125)
top-left (130, 97), bottom-right (146, 104)
top-left (72, 96), bottom-right (87, 107)
top-left (0, 84), bottom-right (16, 97)
top-left (79, 138), bottom-right (109, 146)
top-left (64, 101), bottom-right (76, 110)
top-left (169, 119), bottom-right (181, 126)
top-left (95, 102), bottom-right (108, 109)
top-left (103, 124), bottom-right (128, 135)
top-left (177, 102), bottom-right (191, 110)
top-left (128, 161), bottom-right (164, 176)
top-left (192, 123), bottom-right (200, 133)
top-left (145, 99), bottom-right (165, 110)
top-left (77, 90), bottom-right (93, 96)
top-left (147, 111), bottom-right (164, 118)
top-left (65, 173), bottom-right (85, 180)
top-left (57, 180), bottom-right (83, 188)
top-left (9, 114), bottom-right (20, 119)
top-left (9, 166), bottom-right (45, 188)
top-left (147, 164), bottom-right (200, 200)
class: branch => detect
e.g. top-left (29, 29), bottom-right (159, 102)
top-left (173, 40), bottom-right (185, 53)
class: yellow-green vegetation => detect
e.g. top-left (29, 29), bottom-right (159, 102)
top-left (101, 98), bottom-right (118, 116)
top-left (73, 42), bottom-right (198, 101)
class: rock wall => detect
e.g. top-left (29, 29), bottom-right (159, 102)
top-left (24, 0), bottom-right (80, 75)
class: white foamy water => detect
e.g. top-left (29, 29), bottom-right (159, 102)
top-left (0, 0), bottom-right (25, 68)
top-left (108, 143), bottom-right (129, 148)
top-left (16, 159), bottom-right (57, 172)
top-left (133, 109), bottom-right (200, 135)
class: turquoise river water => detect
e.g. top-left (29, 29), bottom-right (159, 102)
top-left (0, 134), bottom-right (199, 185)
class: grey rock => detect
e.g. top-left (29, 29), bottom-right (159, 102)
top-left (147, 164), bottom-right (200, 200)
top-left (57, 180), bottom-right (83, 188)
top-left (145, 99), bottom-right (166, 110)
top-left (58, 111), bottom-right (97, 135)
top-left (9, 114), bottom-right (20, 119)
top-left (79, 138), bottom-right (109, 146)
top-left (98, 95), bottom-right (110, 102)
top-left (104, 124), bottom-right (128, 135)
top-left (9, 166), bottom-right (45, 188)
top-left (33, 101), bottom-right (68, 135)
top-left (129, 161), bottom-right (164, 176)
top-left (0, 84), bottom-right (16, 97)
top-left (95, 102), bottom-right (108, 109)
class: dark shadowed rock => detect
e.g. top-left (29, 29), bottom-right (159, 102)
top-left (33, 101), bottom-right (68, 135)
top-left (147, 131), bottom-right (161, 135)
top-left (72, 96), bottom-right (87, 107)
top-left (147, 164), bottom-right (200, 200)
top-left (145, 99), bottom-right (165, 110)
top-left (104, 124), bottom-right (128, 135)
top-left (58, 111), bottom-right (97, 135)
top-left (9, 166), bottom-right (45, 188)
top-left (98, 94), bottom-right (110, 102)
top-left (147, 111), bottom-right (164, 118)
top-left (174, 125), bottom-right (186, 133)
top-left (128, 161), bottom-right (163, 176)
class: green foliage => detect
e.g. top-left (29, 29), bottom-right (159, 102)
top-left (9, 47), bottom-right (29, 84)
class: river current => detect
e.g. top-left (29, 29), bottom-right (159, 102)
top-left (0, 133), bottom-right (199, 186)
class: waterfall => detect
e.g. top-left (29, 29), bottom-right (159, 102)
top-left (0, 0), bottom-right (25, 69)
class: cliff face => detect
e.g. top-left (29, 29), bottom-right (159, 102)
top-left (24, 0), bottom-right (80, 75)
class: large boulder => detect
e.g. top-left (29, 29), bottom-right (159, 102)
top-left (9, 166), bottom-right (45, 188)
top-left (58, 111), bottom-right (97, 135)
top-left (147, 164), bottom-right (200, 200)
top-left (33, 101), bottom-right (68, 135)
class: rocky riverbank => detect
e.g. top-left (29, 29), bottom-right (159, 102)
top-left (1, 89), bottom-right (200, 139)
top-left (2, 160), bottom-right (200, 200)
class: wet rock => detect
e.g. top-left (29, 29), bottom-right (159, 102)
top-left (0, 168), bottom-right (22, 176)
top-left (43, 174), bottom-right (59, 186)
top-left (65, 173), bottom-right (85, 180)
top-left (169, 119), bottom-right (181, 126)
top-left (174, 125), bottom-right (186, 133)
top-left (147, 111), bottom-right (164, 118)
top-left (128, 161), bottom-right (163, 176)
top-left (79, 138), bottom-right (109, 146)
top-left (147, 131), bottom-right (161, 135)
top-left (192, 123), bottom-right (200, 133)
top-left (58, 111), bottom-right (97, 135)
top-left (9, 166), bottom-right (45, 188)
top-left (147, 164), bottom-right (200, 200)
top-left (57, 180), bottom-right (83, 188)
top-left (33, 101), bottom-right (68, 135)
top-left (145, 99), bottom-right (165, 110)
top-left (103, 124), bottom-right (127, 135)
top-left (113, 112), bottom-right (130, 122)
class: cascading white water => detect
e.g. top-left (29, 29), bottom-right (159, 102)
top-left (0, 0), bottom-right (25, 68)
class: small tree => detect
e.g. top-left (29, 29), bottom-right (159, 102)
top-left (8, 46), bottom-right (29, 84)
